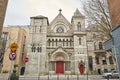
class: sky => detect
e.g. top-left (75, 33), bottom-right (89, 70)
top-left (4, 0), bottom-right (84, 26)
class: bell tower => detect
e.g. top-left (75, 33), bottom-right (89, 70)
top-left (71, 9), bottom-right (88, 74)
top-left (25, 15), bottom-right (49, 75)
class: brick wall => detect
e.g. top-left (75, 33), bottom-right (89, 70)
top-left (107, 0), bottom-right (120, 27)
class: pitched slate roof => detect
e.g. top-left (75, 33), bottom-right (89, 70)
top-left (74, 8), bottom-right (83, 16)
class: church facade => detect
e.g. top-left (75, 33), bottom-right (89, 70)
top-left (25, 9), bottom-right (88, 75)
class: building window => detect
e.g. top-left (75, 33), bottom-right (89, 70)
top-left (37, 47), bottom-right (40, 52)
top-left (57, 27), bottom-right (64, 33)
top-left (66, 39), bottom-right (68, 46)
top-left (31, 46), bottom-right (36, 52)
top-left (99, 42), bottom-right (103, 49)
top-left (102, 57), bottom-right (107, 65)
top-left (52, 39), bottom-right (54, 46)
top-left (89, 56), bottom-right (93, 70)
top-left (37, 47), bottom-right (42, 52)
top-left (95, 57), bottom-right (99, 64)
top-left (77, 22), bottom-right (81, 31)
top-left (31, 47), bottom-right (34, 52)
top-left (39, 26), bottom-right (42, 32)
top-left (98, 69), bottom-right (101, 74)
top-left (111, 69), bottom-right (115, 71)
top-left (1, 32), bottom-right (8, 48)
top-left (63, 39), bottom-right (65, 46)
top-left (109, 56), bottom-right (114, 64)
top-left (93, 33), bottom-right (96, 38)
top-left (55, 39), bottom-right (57, 46)
top-left (1, 32), bottom-right (8, 40)
top-left (79, 38), bottom-right (81, 45)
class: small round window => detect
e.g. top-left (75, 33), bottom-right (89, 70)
top-left (57, 27), bottom-right (64, 33)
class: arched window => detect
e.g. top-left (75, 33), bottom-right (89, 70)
top-left (79, 38), bottom-right (81, 45)
top-left (48, 39), bottom-right (51, 46)
top-left (99, 42), bottom-right (103, 49)
top-left (31, 47), bottom-right (34, 52)
top-left (66, 39), bottom-right (68, 46)
top-left (63, 39), bottom-right (65, 46)
top-left (33, 47), bottom-right (36, 52)
top-left (39, 26), bottom-right (42, 32)
top-left (37, 47), bottom-right (40, 52)
top-left (55, 39), bottom-right (57, 46)
top-left (77, 22), bottom-right (81, 31)
top-left (56, 27), bottom-right (64, 33)
top-left (109, 56), bottom-right (114, 64)
top-left (52, 39), bottom-right (54, 46)
top-left (95, 56), bottom-right (99, 64)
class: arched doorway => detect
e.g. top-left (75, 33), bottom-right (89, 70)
top-left (56, 61), bottom-right (64, 74)
top-left (50, 49), bottom-right (69, 74)
top-left (20, 67), bottom-right (25, 75)
top-left (79, 64), bottom-right (84, 74)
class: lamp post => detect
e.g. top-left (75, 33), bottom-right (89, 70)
top-left (38, 52), bottom-right (40, 80)
top-left (47, 60), bottom-right (49, 80)
top-left (48, 53), bottom-right (51, 80)
top-left (86, 37), bottom-right (89, 80)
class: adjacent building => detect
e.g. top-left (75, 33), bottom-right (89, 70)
top-left (1, 26), bottom-right (29, 75)
top-left (104, 0), bottom-right (120, 77)
top-left (87, 26), bottom-right (117, 74)
top-left (0, 0), bottom-right (8, 72)
top-left (0, 0), bottom-right (8, 36)
top-left (107, 0), bottom-right (120, 27)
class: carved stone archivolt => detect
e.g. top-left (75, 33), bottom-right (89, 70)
top-left (51, 52), bottom-right (69, 61)
top-left (78, 60), bottom-right (85, 67)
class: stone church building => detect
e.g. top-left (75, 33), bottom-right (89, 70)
top-left (25, 9), bottom-right (88, 75)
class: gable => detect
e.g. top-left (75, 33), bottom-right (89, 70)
top-left (49, 12), bottom-right (72, 33)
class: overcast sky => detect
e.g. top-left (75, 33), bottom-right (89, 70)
top-left (4, 0), bottom-right (84, 26)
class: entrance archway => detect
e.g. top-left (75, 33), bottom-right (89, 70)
top-left (56, 61), bottom-right (64, 74)
top-left (79, 64), bottom-right (84, 74)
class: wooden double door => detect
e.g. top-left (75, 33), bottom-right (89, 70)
top-left (56, 61), bottom-right (64, 74)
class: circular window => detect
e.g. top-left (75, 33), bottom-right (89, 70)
top-left (57, 27), bottom-right (64, 33)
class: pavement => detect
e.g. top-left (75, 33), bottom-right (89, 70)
top-left (0, 75), bottom-right (119, 80)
